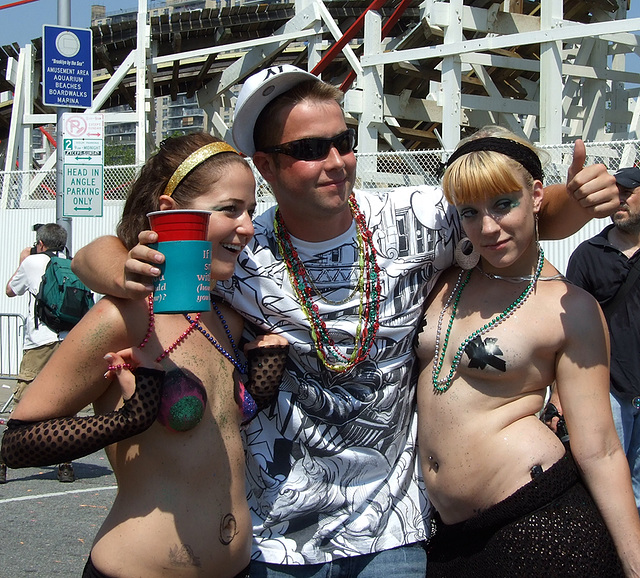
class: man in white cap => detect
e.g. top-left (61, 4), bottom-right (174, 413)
top-left (73, 65), bottom-right (619, 576)
top-left (567, 165), bottom-right (640, 517)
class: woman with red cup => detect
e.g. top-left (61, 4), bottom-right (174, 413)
top-left (1, 133), bottom-right (289, 578)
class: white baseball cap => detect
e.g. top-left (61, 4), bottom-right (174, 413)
top-left (232, 64), bottom-right (317, 157)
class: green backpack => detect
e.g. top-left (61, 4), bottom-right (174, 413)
top-left (35, 251), bottom-right (94, 333)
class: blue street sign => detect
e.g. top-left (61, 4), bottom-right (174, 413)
top-left (43, 25), bottom-right (93, 108)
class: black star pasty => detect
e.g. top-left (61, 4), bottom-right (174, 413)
top-left (464, 335), bottom-right (506, 372)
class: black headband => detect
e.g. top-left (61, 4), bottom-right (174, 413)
top-left (439, 137), bottom-right (544, 182)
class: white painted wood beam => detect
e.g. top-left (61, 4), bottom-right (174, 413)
top-left (360, 10), bottom-right (383, 154)
top-left (441, 0), bottom-right (463, 148)
top-left (470, 63), bottom-right (523, 134)
top-left (362, 18), bottom-right (640, 66)
top-left (89, 50), bottom-right (137, 113)
top-left (427, 2), bottom-right (540, 34)
top-left (135, 0), bottom-right (149, 165)
top-left (539, 0), bottom-right (563, 144)
top-left (20, 44), bottom-right (34, 177)
top-left (581, 36), bottom-right (608, 140)
top-left (315, 0), bottom-right (363, 78)
top-left (2, 46), bottom-right (27, 206)
top-left (197, 3), bottom-right (321, 107)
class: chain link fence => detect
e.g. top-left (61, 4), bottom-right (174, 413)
top-left (0, 138), bottom-right (638, 321)
top-left (0, 165), bottom-right (139, 209)
top-left (355, 139), bottom-right (640, 190)
top-left (2, 140), bottom-right (639, 208)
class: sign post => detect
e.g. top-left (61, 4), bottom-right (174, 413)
top-left (42, 17), bottom-right (95, 244)
top-left (62, 113), bottom-right (104, 217)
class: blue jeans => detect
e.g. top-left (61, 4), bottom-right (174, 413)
top-left (610, 391), bottom-right (640, 514)
top-left (249, 543), bottom-right (427, 578)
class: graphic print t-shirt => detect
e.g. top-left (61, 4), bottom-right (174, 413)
top-left (217, 187), bottom-right (460, 564)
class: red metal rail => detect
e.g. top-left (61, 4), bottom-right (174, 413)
top-left (311, 0), bottom-right (388, 78)
top-left (0, 0), bottom-right (39, 10)
top-left (340, 0), bottom-right (413, 91)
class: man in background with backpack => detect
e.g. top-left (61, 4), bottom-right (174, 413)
top-left (3, 223), bottom-right (75, 483)
top-left (567, 166), bottom-right (640, 515)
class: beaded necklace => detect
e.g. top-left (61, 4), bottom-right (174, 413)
top-left (274, 196), bottom-right (381, 373)
top-left (432, 247), bottom-right (545, 393)
top-left (108, 296), bottom-right (199, 371)
top-left (185, 300), bottom-right (247, 374)
top-left (108, 295), bottom-right (245, 373)
top-left (304, 261), bottom-right (363, 306)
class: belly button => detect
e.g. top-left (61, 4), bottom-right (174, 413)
top-left (219, 513), bottom-right (238, 545)
top-left (428, 455), bottom-right (439, 472)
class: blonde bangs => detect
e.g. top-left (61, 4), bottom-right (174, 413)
top-left (443, 152), bottom-right (527, 205)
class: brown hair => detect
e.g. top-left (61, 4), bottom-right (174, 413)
top-left (253, 79), bottom-right (344, 152)
top-left (442, 126), bottom-right (547, 206)
top-left (116, 133), bottom-right (250, 249)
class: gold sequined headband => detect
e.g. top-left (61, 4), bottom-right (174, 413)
top-left (164, 142), bottom-right (239, 197)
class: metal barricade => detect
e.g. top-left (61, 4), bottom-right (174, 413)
top-left (0, 313), bottom-right (25, 413)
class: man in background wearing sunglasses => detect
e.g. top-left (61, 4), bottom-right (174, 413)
top-left (72, 65), bottom-right (619, 577)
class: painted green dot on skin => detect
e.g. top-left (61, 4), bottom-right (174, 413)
top-left (169, 396), bottom-right (205, 431)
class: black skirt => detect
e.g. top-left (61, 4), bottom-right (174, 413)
top-left (426, 452), bottom-right (623, 577)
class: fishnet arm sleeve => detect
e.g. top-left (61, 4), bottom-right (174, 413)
top-left (245, 345), bottom-right (289, 411)
top-left (1, 367), bottom-right (164, 468)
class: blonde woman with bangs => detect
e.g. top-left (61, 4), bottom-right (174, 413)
top-left (416, 126), bottom-right (640, 576)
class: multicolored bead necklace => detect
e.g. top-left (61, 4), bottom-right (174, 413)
top-left (185, 300), bottom-right (247, 374)
top-left (274, 196), bottom-right (381, 373)
top-left (304, 267), bottom-right (363, 306)
top-left (107, 295), bottom-right (244, 373)
top-left (432, 247), bottom-right (545, 393)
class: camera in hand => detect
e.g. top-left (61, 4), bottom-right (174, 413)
top-left (542, 402), bottom-right (570, 447)
top-left (30, 223), bottom-right (44, 255)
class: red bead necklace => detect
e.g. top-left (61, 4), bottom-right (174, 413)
top-left (106, 295), bottom-right (200, 371)
top-left (274, 196), bottom-right (381, 373)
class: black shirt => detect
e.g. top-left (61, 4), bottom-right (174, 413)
top-left (566, 224), bottom-right (640, 399)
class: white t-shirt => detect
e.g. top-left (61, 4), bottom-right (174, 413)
top-left (216, 187), bottom-right (461, 564)
top-left (8, 252), bottom-right (67, 349)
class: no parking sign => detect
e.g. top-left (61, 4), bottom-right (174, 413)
top-left (62, 113), bottom-right (104, 217)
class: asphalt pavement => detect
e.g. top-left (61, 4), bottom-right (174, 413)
top-left (0, 379), bottom-right (117, 577)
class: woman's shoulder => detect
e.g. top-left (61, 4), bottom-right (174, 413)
top-left (541, 276), bottom-right (607, 345)
top-left (89, 293), bottom-right (146, 316)
top-left (562, 280), bottom-right (603, 315)
top-left (76, 295), bottom-right (151, 342)
top-left (536, 265), bottom-right (600, 312)
top-left (539, 266), bottom-right (597, 303)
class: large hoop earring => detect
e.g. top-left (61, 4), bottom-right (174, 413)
top-left (455, 236), bottom-right (480, 270)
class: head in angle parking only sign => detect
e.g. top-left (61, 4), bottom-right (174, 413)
top-left (43, 25), bottom-right (93, 108)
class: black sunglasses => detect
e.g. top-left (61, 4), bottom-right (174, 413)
top-left (262, 129), bottom-right (356, 161)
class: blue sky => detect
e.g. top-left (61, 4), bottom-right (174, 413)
top-left (1, 1), bottom-right (138, 46)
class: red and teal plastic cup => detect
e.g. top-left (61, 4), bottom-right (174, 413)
top-left (147, 210), bottom-right (212, 313)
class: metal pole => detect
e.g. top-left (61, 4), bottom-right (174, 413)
top-left (56, 0), bottom-right (72, 249)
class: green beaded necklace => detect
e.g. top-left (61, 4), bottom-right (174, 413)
top-left (274, 196), bottom-right (381, 373)
top-left (432, 247), bottom-right (545, 393)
